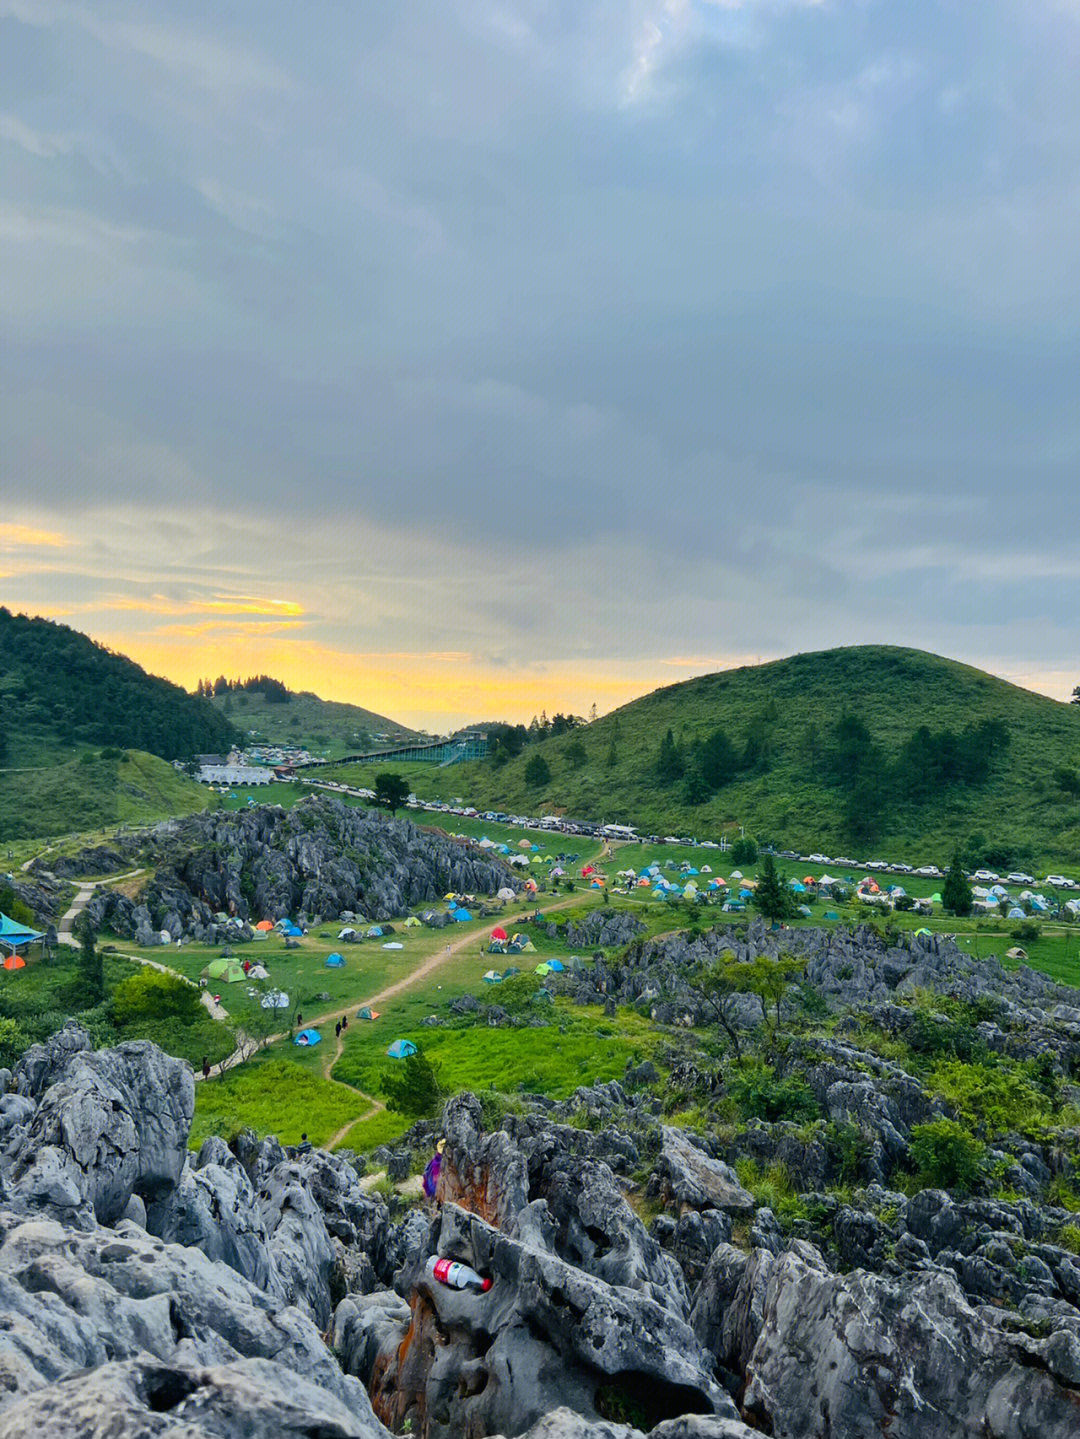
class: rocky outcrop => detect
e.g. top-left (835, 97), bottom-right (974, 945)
top-left (63, 796), bottom-right (519, 935)
top-left (367, 1202), bottom-right (734, 1438)
top-left (10, 1026), bottom-right (193, 1225)
top-left (738, 1244), bottom-right (1080, 1438)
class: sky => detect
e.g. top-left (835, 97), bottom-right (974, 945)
top-left (2, 1), bottom-right (1079, 731)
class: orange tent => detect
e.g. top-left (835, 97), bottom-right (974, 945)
top-left (2, 955), bottom-right (26, 970)
top-left (255, 920), bottom-right (274, 931)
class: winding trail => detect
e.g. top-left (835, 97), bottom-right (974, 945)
top-left (194, 891), bottom-right (588, 1152)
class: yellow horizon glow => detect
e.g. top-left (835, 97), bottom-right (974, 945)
top-left (0, 523), bottom-right (71, 548)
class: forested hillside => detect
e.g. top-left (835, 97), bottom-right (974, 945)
top-left (0, 609), bottom-right (236, 766)
top-left (329, 647), bottom-right (1080, 867)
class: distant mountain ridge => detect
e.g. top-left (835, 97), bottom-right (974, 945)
top-left (0, 608), bottom-right (236, 767)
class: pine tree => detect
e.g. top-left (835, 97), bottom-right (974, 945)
top-left (754, 853), bottom-right (794, 922)
top-left (942, 849), bottom-right (973, 916)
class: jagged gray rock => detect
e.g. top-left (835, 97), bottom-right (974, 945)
top-left (0, 1356), bottom-right (388, 1439)
top-left (738, 1245), bottom-right (1080, 1438)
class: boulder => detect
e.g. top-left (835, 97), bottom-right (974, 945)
top-left (9, 1035), bottom-right (193, 1225)
top-left (0, 1355), bottom-right (389, 1439)
top-left (656, 1127), bottom-right (755, 1215)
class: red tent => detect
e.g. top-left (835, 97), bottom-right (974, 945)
top-left (491, 926), bottom-right (508, 941)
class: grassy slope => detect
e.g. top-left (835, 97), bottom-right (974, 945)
top-left (213, 689), bottom-right (418, 759)
top-left (321, 648), bottom-right (1080, 866)
top-left (0, 750), bottom-right (210, 842)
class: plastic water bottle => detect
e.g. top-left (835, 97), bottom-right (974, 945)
top-left (426, 1255), bottom-right (492, 1293)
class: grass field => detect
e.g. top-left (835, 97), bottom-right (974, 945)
top-left (0, 750), bottom-right (210, 843)
top-left (189, 1058), bottom-right (375, 1149)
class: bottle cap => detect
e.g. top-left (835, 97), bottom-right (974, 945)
top-left (480, 1277), bottom-right (493, 1292)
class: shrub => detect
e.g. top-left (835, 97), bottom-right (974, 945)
top-left (730, 838), bottom-right (758, 865)
top-left (112, 967), bottom-right (203, 1028)
top-left (0, 1016), bottom-right (29, 1067)
top-left (1011, 920), bottom-right (1040, 943)
top-left (728, 1061), bottom-right (820, 1124)
top-left (381, 1049), bottom-right (443, 1118)
top-left (909, 1119), bottom-right (986, 1192)
top-left (927, 1058), bottom-right (1049, 1137)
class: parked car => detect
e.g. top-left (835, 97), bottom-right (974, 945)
top-left (1005, 872), bottom-right (1035, 885)
top-left (807, 852), bottom-right (829, 864)
top-left (891, 863), bottom-right (913, 874)
top-left (972, 869), bottom-right (1000, 882)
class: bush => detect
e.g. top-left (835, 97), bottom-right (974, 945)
top-left (112, 967), bottom-right (204, 1028)
top-left (0, 1016), bottom-right (29, 1067)
top-left (730, 838), bottom-right (758, 865)
top-left (909, 1119), bottom-right (987, 1192)
top-left (381, 1049), bottom-right (443, 1118)
top-left (1011, 920), bottom-right (1040, 943)
top-left (728, 1061), bottom-right (820, 1124)
top-left (928, 1058), bottom-right (1050, 1137)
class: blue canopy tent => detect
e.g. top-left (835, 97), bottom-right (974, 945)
top-left (454, 909), bottom-right (473, 922)
top-left (0, 913), bottom-right (43, 956)
top-left (546, 958), bottom-right (565, 972)
top-left (294, 1028), bottom-right (321, 1046)
top-left (325, 952), bottom-right (345, 967)
top-left (387, 1039), bottom-right (418, 1059)
top-left (281, 924), bottom-right (303, 938)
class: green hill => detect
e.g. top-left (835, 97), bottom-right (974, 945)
top-left (0, 748), bottom-right (210, 842)
top-left (210, 685), bottom-right (418, 759)
top-left (328, 648), bottom-right (1080, 868)
top-left (0, 609), bottom-right (236, 768)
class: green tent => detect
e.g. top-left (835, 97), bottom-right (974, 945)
top-left (931, 892), bottom-right (943, 904)
top-left (534, 962), bottom-right (552, 975)
top-left (202, 958), bottom-right (246, 983)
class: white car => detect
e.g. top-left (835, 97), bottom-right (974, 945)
top-left (1047, 874), bottom-right (1078, 889)
top-left (807, 852), bottom-right (829, 864)
top-left (972, 870), bottom-right (1000, 883)
top-left (865, 860), bottom-right (890, 871)
top-left (914, 865), bottom-right (942, 878)
top-left (1006, 872), bottom-right (1035, 885)
top-left (891, 863), bottom-right (913, 874)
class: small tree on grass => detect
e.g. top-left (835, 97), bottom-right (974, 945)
top-left (374, 772), bottom-right (410, 816)
top-left (382, 1049), bottom-right (443, 1118)
top-left (694, 952), bottom-right (748, 1059)
top-left (744, 954), bottom-right (805, 1034)
top-left (730, 837), bottom-right (758, 865)
top-left (524, 754), bottom-right (551, 789)
top-left (754, 853), bottom-right (795, 922)
top-left (942, 849), bottom-right (973, 917)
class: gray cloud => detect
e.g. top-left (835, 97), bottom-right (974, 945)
top-left (1, 0), bottom-right (1079, 725)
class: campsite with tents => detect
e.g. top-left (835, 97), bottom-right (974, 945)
top-left (6, 793), bottom-right (1080, 1164)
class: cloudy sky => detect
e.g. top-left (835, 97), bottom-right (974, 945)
top-left (2, 1), bottom-right (1078, 730)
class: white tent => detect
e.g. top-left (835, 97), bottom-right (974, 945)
top-left (261, 990), bottom-right (290, 1009)
top-left (249, 964), bottom-right (269, 979)
top-left (497, 888), bottom-right (516, 901)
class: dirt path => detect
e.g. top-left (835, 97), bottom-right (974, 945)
top-left (195, 891), bottom-right (587, 1152)
top-left (20, 844), bottom-right (53, 873)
